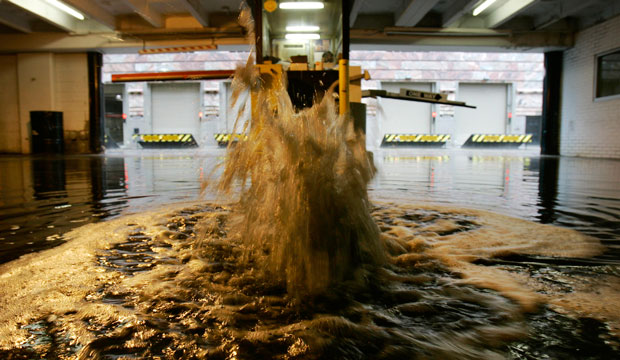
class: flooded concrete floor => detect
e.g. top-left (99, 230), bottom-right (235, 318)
top-left (0, 148), bottom-right (619, 359)
top-left (1, 149), bottom-right (618, 265)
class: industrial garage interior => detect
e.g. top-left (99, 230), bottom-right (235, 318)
top-left (0, 1), bottom-right (619, 359)
top-left (0, 0), bottom-right (618, 156)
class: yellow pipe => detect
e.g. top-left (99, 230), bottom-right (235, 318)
top-left (338, 59), bottom-right (350, 116)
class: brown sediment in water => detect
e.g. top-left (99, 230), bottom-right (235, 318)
top-left (215, 52), bottom-right (383, 297)
top-left (0, 8), bottom-right (616, 357)
top-left (372, 202), bottom-right (607, 314)
top-left (207, 59), bottom-right (610, 316)
top-left (508, 269), bottom-right (620, 338)
top-left (0, 202), bottom-right (613, 358)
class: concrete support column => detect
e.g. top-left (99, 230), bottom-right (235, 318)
top-left (541, 51), bottom-right (562, 156)
top-left (88, 52), bottom-right (104, 153)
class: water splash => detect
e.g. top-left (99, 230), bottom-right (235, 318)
top-left (2, 202), bottom-right (615, 359)
top-left (216, 56), bottom-right (383, 296)
top-left (0, 7), bottom-right (616, 360)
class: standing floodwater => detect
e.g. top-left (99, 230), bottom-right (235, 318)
top-left (1, 21), bottom-right (619, 360)
top-left (0, 153), bottom-right (619, 359)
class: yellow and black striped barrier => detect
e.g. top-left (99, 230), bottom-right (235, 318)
top-left (381, 134), bottom-right (451, 147)
top-left (462, 134), bottom-right (533, 148)
top-left (214, 133), bottom-right (248, 146)
top-left (384, 155), bottom-right (450, 163)
top-left (133, 133), bottom-right (198, 148)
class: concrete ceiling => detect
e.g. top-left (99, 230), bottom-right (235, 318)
top-left (0, 0), bottom-right (617, 53)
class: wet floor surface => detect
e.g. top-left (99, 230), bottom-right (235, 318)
top-left (0, 149), bottom-right (619, 359)
top-left (1, 149), bottom-right (619, 265)
top-left (0, 152), bottom-right (221, 263)
top-left (370, 150), bottom-right (620, 265)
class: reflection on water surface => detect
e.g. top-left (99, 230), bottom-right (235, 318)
top-left (371, 151), bottom-right (620, 263)
top-left (0, 150), bottom-right (618, 359)
top-left (0, 153), bottom-right (219, 263)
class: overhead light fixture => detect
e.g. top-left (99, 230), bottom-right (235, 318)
top-left (46, 0), bottom-right (85, 20)
top-left (472, 0), bottom-right (497, 16)
top-left (286, 25), bottom-right (320, 32)
top-left (279, 2), bottom-right (324, 10)
top-left (286, 33), bottom-right (321, 40)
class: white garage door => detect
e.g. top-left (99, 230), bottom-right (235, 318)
top-left (378, 82), bottom-right (432, 136)
top-left (151, 83), bottom-right (200, 136)
top-left (454, 83), bottom-right (507, 145)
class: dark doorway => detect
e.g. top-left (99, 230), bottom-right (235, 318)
top-left (103, 84), bottom-right (125, 148)
top-left (526, 115), bottom-right (542, 145)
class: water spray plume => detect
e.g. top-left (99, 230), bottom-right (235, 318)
top-left (216, 6), bottom-right (384, 296)
top-left (0, 4), bottom-right (614, 359)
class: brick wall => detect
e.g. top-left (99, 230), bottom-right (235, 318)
top-left (104, 50), bottom-right (543, 116)
top-left (560, 15), bottom-right (620, 159)
top-left (103, 52), bottom-right (250, 147)
top-left (351, 51), bottom-right (543, 115)
top-left (349, 51), bottom-right (543, 141)
top-left (103, 50), bottom-right (544, 147)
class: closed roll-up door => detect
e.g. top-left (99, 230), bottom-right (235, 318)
top-left (151, 83), bottom-right (200, 136)
top-left (378, 82), bottom-right (432, 136)
top-left (454, 83), bottom-right (507, 145)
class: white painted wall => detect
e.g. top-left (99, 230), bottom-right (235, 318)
top-left (54, 53), bottom-right (89, 153)
top-left (0, 55), bottom-right (20, 153)
top-left (17, 53), bottom-right (55, 154)
top-left (561, 15), bottom-right (620, 159)
top-left (0, 52), bottom-right (90, 154)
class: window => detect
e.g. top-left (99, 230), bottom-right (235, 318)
top-left (596, 48), bottom-right (620, 99)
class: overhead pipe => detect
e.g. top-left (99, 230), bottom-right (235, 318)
top-left (339, 0), bottom-right (351, 116)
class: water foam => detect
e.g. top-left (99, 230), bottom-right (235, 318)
top-left (1, 202), bottom-right (614, 358)
top-left (215, 56), bottom-right (383, 297)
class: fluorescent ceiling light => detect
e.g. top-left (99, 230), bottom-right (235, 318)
top-left (472, 0), bottom-right (497, 16)
top-left (46, 0), bottom-right (84, 20)
top-left (286, 25), bottom-right (320, 32)
top-left (280, 2), bottom-right (324, 10)
top-left (286, 33), bottom-right (320, 40)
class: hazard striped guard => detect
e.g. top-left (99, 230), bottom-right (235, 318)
top-left (462, 134), bottom-right (533, 148)
top-left (381, 134), bottom-right (451, 147)
top-left (214, 133), bottom-right (248, 146)
top-left (134, 134), bottom-right (198, 148)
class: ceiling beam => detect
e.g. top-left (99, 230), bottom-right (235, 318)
top-left (0, 32), bottom-right (248, 53)
top-left (63, 0), bottom-right (116, 30)
top-left (124, 0), bottom-right (164, 28)
top-left (441, 0), bottom-right (479, 27)
top-left (350, 0), bottom-right (364, 27)
top-left (350, 27), bottom-right (574, 50)
top-left (486, 0), bottom-right (538, 28)
top-left (5, 0), bottom-right (79, 32)
top-left (533, 0), bottom-right (591, 30)
top-left (395, 0), bottom-right (441, 27)
top-left (0, 15), bottom-right (32, 33)
top-left (183, 0), bottom-right (209, 27)
top-left (0, 2), bottom-right (33, 33)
